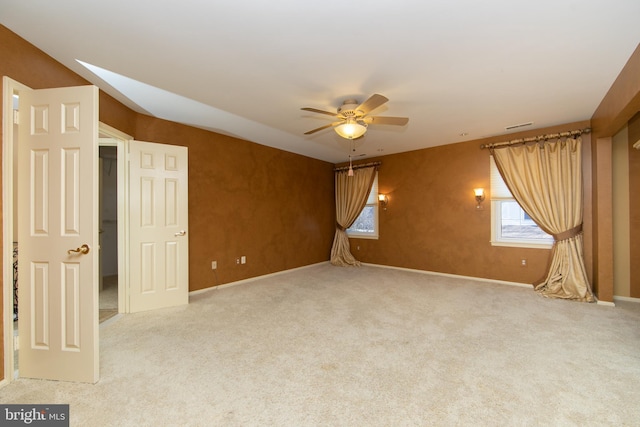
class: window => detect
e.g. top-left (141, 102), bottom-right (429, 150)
top-left (490, 156), bottom-right (552, 248)
top-left (347, 172), bottom-right (379, 239)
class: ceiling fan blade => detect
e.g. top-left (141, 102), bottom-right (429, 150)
top-left (301, 107), bottom-right (338, 117)
top-left (356, 94), bottom-right (389, 115)
top-left (304, 121), bottom-right (342, 135)
top-left (363, 116), bottom-right (409, 126)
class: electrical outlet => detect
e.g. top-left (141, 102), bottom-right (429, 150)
top-left (236, 257), bottom-right (240, 265)
top-left (521, 259), bottom-right (527, 267)
top-left (211, 261), bottom-right (217, 270)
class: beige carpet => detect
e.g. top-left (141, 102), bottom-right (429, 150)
top-left (1, 264), bottom-right (639, 426)
top-left (99, 275), bottom-right (118, 324)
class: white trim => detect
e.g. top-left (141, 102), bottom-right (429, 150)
top-left (365, 264), bottom-right (616, 306)
top-left (2, 77), bottom-right (31, 388)
top-left (99, 122), bottom-right (132, 141)
top-left (190, 261), bottom-right (617, 307)
top-left (188, 260), bottom-right (539, 292)
top-left (189, 261), bottom-right (330, 296)
top-left (613, 295), bottom-right (640, 304)
top-left (362, 262), bottom-right (533, 288)
top-left (596, 300), bottom-right (616, 307)
top-left (98, 123), bottom-right (130, 313)
top-left (490, 240), bottom-right (553, 250)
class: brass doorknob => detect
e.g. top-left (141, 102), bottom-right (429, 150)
top-left (68, 244), bottom-right (90, 255)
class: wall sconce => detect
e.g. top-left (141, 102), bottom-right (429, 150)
top-left (378, 194), bottom-right (389, 210)
top-left (474, 188), bottom-right (485, 210)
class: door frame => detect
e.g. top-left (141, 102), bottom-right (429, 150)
top-left (98, 123), bottom-right (131, 314)
top-left (1, 77), bottom-right (132, 385)
top-left (2, 76), bottom-right (29, 384)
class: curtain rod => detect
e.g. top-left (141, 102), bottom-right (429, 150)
top-left (334, 161), bottom-right (381, 172)
top-left (479, 128), bottom-right (591, 150)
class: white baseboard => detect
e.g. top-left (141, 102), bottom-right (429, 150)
top-left (596, 300), bottom-right (616, 307)
top-left (189, 261), bottom-right (627, 308)
top-left (362, 263), bottom-right (532, 289)
top-left (362, 264), bottom-right (621, 306)
top-left (613, 295), bottom-right (640, 304)
top-left (189, 261), bottom-right (330, 296)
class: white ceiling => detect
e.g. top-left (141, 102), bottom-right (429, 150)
top-left (2, 1), bottom-right (639, 163)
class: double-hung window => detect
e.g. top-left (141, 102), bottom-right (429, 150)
top-left (490, 156), bottom-right (552, 248)
top-left (346, 172), bottom-right (379, 239)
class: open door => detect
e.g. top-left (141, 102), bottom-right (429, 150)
top-left (129, 140), bottom-right (189, 312)
top-left (18, 85), bottom-right (99, 383)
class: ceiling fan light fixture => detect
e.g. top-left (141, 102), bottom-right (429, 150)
top-left (334, 118), bottom-right (367, 140)
top-left (302, 94), bottom-right (407, 137)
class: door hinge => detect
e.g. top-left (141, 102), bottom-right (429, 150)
top-left (13, 110), bottom-right (19, 125)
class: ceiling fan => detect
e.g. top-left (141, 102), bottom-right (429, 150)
top-left (301, 94), bottom-right (409, 139)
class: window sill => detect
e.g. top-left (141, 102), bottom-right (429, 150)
top-left (491, 240), bottom-right (552, 250)
top-left (347, 234), bottom-right (379, 240)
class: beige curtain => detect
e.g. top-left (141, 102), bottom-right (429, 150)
top-left (331, 166), bottom-right (377, 266)
top-left (491, 137), bottom-right (595, 302)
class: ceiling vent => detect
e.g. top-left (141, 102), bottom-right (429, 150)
top-left (505, 122), bottom-right (533, 131)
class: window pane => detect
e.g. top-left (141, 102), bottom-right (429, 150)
top-left (501, 201), bottom-right (522, 221)
top-left (490, 156), bottom-right (552, 247)
top-left (499, 201), bottom-right (552, 241)
top-left (348, 205), bottom-right (375, 234)
top-left (346, 171), bottom-right (379, 238)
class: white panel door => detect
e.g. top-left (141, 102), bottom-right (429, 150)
top-left (129, 141), bottom-right (189, 312)
top-left (18, 85), bottom-right (99, 383)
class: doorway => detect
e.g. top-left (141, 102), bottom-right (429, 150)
top-left (99, 144), bottom-right (119, 323)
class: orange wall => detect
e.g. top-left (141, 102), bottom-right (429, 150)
top-left (629, 113), bottom-right (640, 297)
top-left (134, 115), bottom-right (335, 289)
top-left (349, 122), bottom-right (591, 284)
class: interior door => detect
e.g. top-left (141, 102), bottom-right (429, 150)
top-left (18, 85), bottom-right (99, 383)
top-left (129, 140), bottom-right (189, 312)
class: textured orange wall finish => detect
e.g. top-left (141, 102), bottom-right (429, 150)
top-left (134, 115), bottom-right (335, 290)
